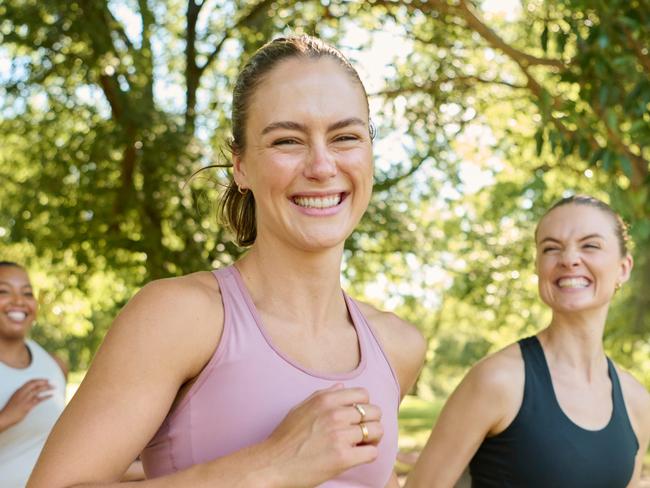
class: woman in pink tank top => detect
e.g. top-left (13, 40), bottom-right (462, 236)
top-left (30, 35), bottom-right (426, 488)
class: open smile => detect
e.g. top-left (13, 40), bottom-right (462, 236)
top-left (291, 192), bottom-right (347, 209)
top-left (556, 276), bottom-right (592, 289)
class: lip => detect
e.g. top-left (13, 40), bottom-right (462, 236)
top-left (289, 190), bottom-right (348, 198)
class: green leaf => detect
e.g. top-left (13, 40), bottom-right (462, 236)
top-left (535, 128), bottom-right (545, 156)
top-left (556, 30), bottom-right (568, 55)
top-left (619, 155), bottom-right (633, 178)
top-left (598, 34), bottom-right (609, 49)
top-left (579, 137), bottom-right (590, 159)
top-left (599, 85), bottom-right (609, 107)
top-left (602, 149), bottom-right (614, 171)
top-left (606, 110), bottom-right (618, 129)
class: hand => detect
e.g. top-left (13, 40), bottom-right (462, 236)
top-left (0, 379), bottom-right (54, 431)
top-left (262, 384), bottom-right (384, 487)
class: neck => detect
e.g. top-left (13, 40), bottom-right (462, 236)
top-left (0, 337), bottom-right (30, 368)
top-left (235, 238), bottom-right (346, 332)
top-left (538, 307), bottom-right (609, 379)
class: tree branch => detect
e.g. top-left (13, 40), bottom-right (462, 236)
top-left (620, 24), bottom-right (650, 76)
top-left (371, 76), bottom-right (526, 98)
top-left (198, 0), bottom-right (276, 75)
top-left (454, 0), bottom-right (566, 69)
top-left (184, 0), bottom-right (203, 131)
top-left (374, 157), bottom-right (428, 193)
top-left (184, 0), bottom-right (275, 132)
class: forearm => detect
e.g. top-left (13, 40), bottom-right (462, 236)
top-left (0, 410), bottom-right (17, 433)
top-left (29, 440), bottom-right (284, 488)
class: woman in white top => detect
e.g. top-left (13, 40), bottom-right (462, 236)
top-left (0, 261), bottom-right (67, 488)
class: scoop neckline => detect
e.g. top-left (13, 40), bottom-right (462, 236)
top-left (229, 265), bottom-right (368, 380)
top-left (530, 335), bottom-right (616, 433)
top-left (0, 340), bottom-right (34, 370)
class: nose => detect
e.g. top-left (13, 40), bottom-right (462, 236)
top-left (304, 143), bottom-right (337, 180)
top-left (559, 248), bottom-right (581, 268)
top-left (10, 291), bottom-right (26, 305)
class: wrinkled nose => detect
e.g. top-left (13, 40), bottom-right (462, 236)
top-left (559, 248), bottom-right (580, 268)
top-left (304, 145), bottom-right (337, 180)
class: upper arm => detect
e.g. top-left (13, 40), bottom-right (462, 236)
top-left (29, 274), bottom-right (223, 487)
top-left (356, 302), bottom-right (426, 401)
top-left (406, 347), bottom-right (523, 488)
top-left (618, 367), bottom-right (650, 488)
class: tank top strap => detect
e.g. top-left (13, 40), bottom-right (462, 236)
top-left (518, 335), bottom-right (548, 378)
top-left (517, 335), bottom-right (556, 416)
top-left (343, 295), bottom-right (401, 398)
top-left (606, 357), bottom-right (637, 439)
top-left (211, 266), bottom-right (259, 334)
top-left (606, 357), bottom-right (624, 409)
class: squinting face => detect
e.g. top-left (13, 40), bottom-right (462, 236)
top-left (0, 266), bottom-right (37, 341)
top-left (535, 204), bottom-right (632, 316)
top-left (234, 57), bottom-right (373, 252)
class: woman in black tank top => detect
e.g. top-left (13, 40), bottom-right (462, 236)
top-left (406, 195), bottom-right (650, 488)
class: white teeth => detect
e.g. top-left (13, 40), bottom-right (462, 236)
top-left (294, 194), bottom-right (341, 209)
top-left (557, 278), bottom-right (590, 289)
top-left (7, 311), bottom-right (27, 321)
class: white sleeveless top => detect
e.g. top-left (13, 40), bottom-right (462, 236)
top-left (0, 339), bottom-right (66, 487)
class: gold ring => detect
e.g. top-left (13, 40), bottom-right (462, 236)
top-left (353, 403), bottom-right (366, 421)
top-left (359, 422), bottom-right (369, 443)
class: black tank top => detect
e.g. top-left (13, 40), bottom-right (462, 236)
top-left (469, 336), bottom-right (638, 488)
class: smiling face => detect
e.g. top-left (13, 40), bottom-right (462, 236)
top-left (233, 57), bottom-right (373, 252)
top-left (535, 203), bottom-right (633, 316)
top-left (0, 265), bottom-right (37, 341)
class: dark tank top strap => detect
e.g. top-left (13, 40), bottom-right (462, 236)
top-left (606, 357), bottom-right (640, 451)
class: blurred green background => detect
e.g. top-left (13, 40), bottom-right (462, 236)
top-left (2, 0), bottom-right (649, 473)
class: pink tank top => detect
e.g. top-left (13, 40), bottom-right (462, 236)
top-left (141, 266), bottom-right (400, 486)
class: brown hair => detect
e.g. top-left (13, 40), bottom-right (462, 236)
top-left (218, 35), bottom-right (371, 247)
top-left (537, 195), bottom-right (630, 256)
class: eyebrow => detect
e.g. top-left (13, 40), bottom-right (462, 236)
top-left (538, 233), bottom-right (605, 245)
top-left (0, 280), bottom-right (32, 288)
top-left (261, 117), bottom-right (366, 135)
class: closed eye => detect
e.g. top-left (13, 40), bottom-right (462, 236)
top-left (333, 134), bottom-right (360, 142)
top-left (542, 247), bottom-right (560, 253)
top-left (583, 243), bottom-right (600, 249)
top-left (272, 138), bottom-right (301, 146)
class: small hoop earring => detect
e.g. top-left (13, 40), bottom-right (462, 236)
top-left (237, 184), bottom-right (248, 195)
top-left (615, 282), bottom-right (622, 291)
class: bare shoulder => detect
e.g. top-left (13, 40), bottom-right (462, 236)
top-left (355, 300), bottom-right (425, 351)
top-left (102, 270), bottom-right (223, 382)
top-left (354, 300), bottom-right (426, 396)
top-left (614, 363), bottom-right (650, 430)
top-left (460, 342), bottom-right (525, 434)
top-left (467, 343), bottom-right (523, 394)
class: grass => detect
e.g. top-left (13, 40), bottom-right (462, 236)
top-left (396, 395), bottom-right (442, 476)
